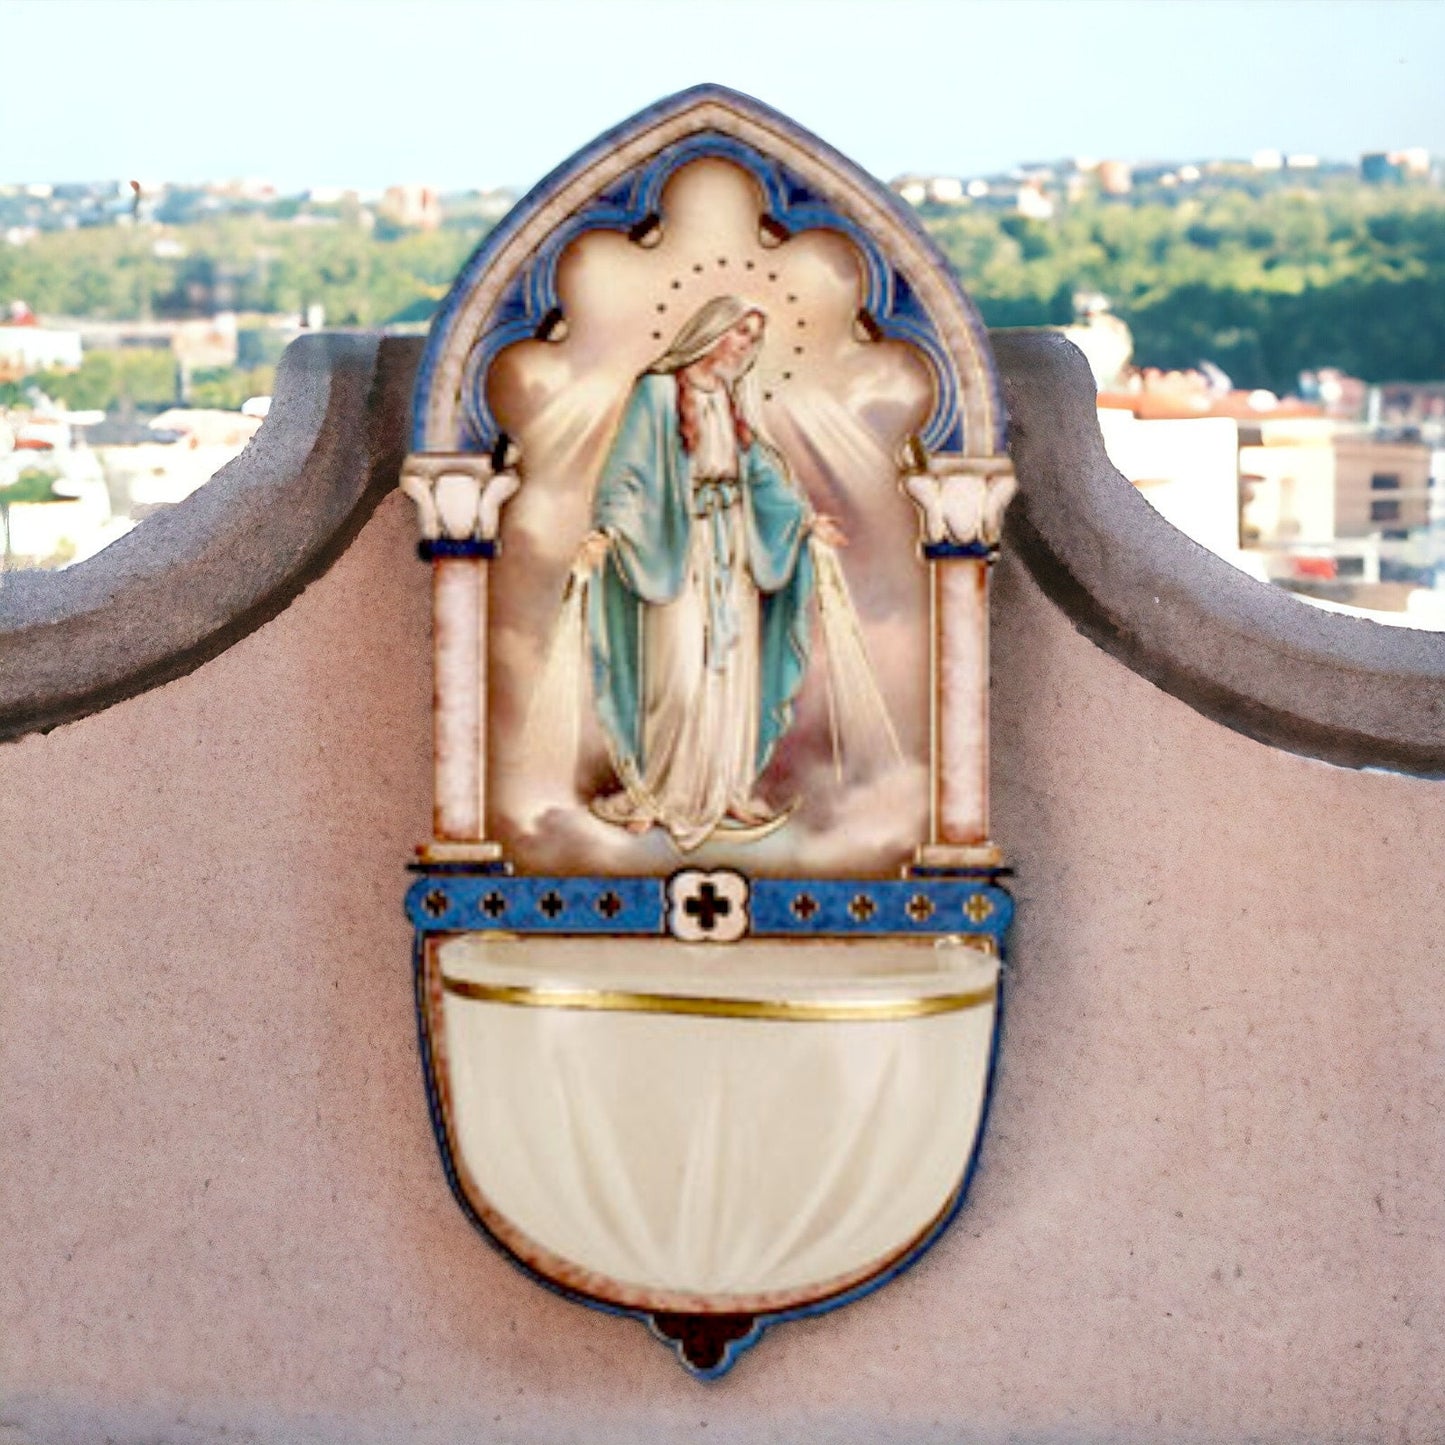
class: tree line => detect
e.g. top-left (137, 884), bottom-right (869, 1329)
top-left (2, 182), bottom-right (1442, 400)
top-left (924, 185), bottom-right (1445, 390)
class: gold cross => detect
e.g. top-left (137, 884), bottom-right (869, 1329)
top-left (964, 893), bottom-right (994, 924)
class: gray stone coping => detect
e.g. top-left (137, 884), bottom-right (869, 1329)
top-left (0, 332), bottom-right (419, 742)
top-left (2, 326), bottom-right (1441, 775)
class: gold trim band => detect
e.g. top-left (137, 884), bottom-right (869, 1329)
top-left (440, 976), bottom-right (997, 1023)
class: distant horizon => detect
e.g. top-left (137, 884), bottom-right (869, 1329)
top-left (2, 148), bottom-right (1424, 198)
top-left (3, 0), bottom-right (1443, 194)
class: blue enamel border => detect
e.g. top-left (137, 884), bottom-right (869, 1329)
top-left (405, 870), bottom-right (1013, 943)
top-left (411, 84), bottom-right (1005, 460)
top-left (410, 925), bottom-right (1007, 1379)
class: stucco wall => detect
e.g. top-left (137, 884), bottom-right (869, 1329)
top-left (2, 482), bottom-right (1441, 1443)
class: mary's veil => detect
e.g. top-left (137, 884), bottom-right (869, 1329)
top-left (646, 293), bottom-right (780, 458)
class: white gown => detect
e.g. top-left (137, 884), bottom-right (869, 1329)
top-left (592, 386), bottom-right (764, 851)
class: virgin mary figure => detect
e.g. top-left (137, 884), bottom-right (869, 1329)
top-left (573, 294), bottom-right (846, 852)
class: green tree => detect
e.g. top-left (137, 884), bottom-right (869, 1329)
top-left (32, 349), bottom-right (176, 411)
top-left (2, 182), bottom-right (1442, 391)
top-left (188, 363), bottom-right (277, 410)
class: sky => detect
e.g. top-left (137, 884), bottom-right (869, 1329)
top-left (3, 0), bottom-right (1443, 192)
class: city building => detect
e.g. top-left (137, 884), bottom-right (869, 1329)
top-left (1333, 433), bottom-right (1433, 539)
top-left (1094, 364), bottom-right (1347, 585)
top-left (889, 175), bottom-right (968, 208)
top-left (1237, 416), bottom-right (1336, 550)
top-left (1361, 147), bottom-right (1432, 183)
top-left (1015, 180), bottom-right (1054, 220)
top-left (0, 302), bottom-right (82, 379)
top-left (1097, 406), bottom-right (1244, 564)
top-left (1092, 361), bottom-right (1444, 620)
top-left (381, 184), bottom-right (441, 230)
top-left (1096, 159), bottom-right (1132, 195)
top-left (1367, 379), bottom-right (1445, 430)
top-left (1060, 296), bottom-right (1133, 390)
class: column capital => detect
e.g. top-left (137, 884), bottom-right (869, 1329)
top-left (901, 451), bottom-right (1016, 549)
top-left (399, 449), bottom-right (522, 544)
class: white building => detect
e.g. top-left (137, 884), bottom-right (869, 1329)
top-left (1097, 410), bottom-right (1247, 567)
top-left (0, 323), bottom-right (82, 375)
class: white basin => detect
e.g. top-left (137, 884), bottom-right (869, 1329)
top-left (421, 933), bottom-right (998, 1315)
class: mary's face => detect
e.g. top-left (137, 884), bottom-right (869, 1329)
top-left (706, 313), bottom-right (765, 381)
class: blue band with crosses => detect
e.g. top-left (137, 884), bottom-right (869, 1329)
top-left (406, 871), bottom-right (1012, 943)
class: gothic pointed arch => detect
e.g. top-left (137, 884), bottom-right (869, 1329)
top-left (411, 84), bottom-right (1004, 461)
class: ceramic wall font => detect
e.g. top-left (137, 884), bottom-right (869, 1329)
top-left (401, 85), bottom-right (1016, 1377)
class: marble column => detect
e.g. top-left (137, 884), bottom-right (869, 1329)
top-left (902, 453), bottom-right (1016, 872)
top-left (400, 452), bottom-right (521, 864)
top-left (925, 553), bottom-right (997, 867)
top-left (431, 555), bottom-right (490, 848)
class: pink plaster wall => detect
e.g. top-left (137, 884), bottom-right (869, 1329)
top-left (2, 494), bottom-right (1441, 1443)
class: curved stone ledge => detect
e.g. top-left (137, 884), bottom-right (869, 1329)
top-left (3, 324), bottom-right (1442, 776)
top-left (995, 328), bottom-right (1445, 775)
top-left (0, 331), bottom-right (421, 742)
